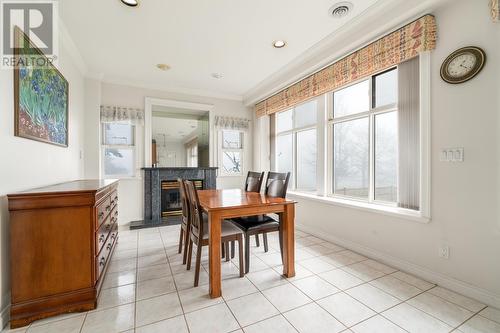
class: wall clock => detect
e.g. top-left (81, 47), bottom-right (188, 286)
top-left (440, 46), bottom-right (486, 84)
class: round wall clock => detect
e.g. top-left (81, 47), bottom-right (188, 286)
top-left (440, 46), bottom-right (486, 84)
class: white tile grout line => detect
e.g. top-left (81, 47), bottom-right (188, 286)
top-left (23, 226), bottom-right (493, 333)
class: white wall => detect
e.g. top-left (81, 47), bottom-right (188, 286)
top-left (91, 82), bottom-right (253, 223)
top-left (156, 141), bottom-right (186, 167)
top-left (254, 0), bottom-right (500, 307)
top-left (0, 38), bottom-right (86, 325)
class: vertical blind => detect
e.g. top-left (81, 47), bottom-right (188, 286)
top-left (255, 14), bottom-right (436, 117)
top-left (397, 57), bottom-right (420, 210)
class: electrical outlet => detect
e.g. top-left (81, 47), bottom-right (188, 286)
top-left (440, 148), bottom-right (464, 162)
top-left (438, 245), bottom-right (450, 259)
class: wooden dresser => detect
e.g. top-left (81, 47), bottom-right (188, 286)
top-left (7, 179), bottom-right (119, 328)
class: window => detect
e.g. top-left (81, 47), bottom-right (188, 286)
top-left (186, 139), bottom-right (198, 167)
top-left (102, 122), bottom-right (136, 178)
top-left (219, 130), bottom-right (243, 176)
top-left (275, 99), bottom-right (318, 192)
top-left (331, 68), bottom-right (399, 204)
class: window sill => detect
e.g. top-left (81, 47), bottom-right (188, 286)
top-left (287, 191), bottom-right (430, 223)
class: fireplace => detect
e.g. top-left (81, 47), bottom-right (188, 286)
top-left (129, 167), bottom-right (217, 229)
top-left (161, 180), bottom-right (203, 218)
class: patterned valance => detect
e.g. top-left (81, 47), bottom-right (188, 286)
top-left (214, 115), bottom-right (250, 130)
top-left (100, 105), bottom-right (144, 125)
top-left (255, 14), bottom-right (437, 117)
top-left (492, 0), bottom-right (499, 22)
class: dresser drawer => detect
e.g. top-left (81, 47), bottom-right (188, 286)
top-left (110, 190), bottom-right (118, 211)
top-left (96, 197), bottom-right (111, 227)
top-left (96, 222), bottom-right (118, 280)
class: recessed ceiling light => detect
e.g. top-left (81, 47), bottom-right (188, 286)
top-left (211, 73), bottom-right (223, 79)
top-left (120, 0), bottom-right (139, 7)
top-left (156, 63), bottom-right (170, 71)
top-left (329, 2), bottom-right (353, 18)
top-left (272, 40), bottom-right (286, 48)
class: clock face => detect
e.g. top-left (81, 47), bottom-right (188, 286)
top-left (440, 46), bottom-right (486, 84)
top-left (447, 53), bottom-right (476, 78)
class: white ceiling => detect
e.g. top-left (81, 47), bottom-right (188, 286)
top-left (152, 116), bottom-right (198, 143)
top-left (60, 0), bottom-right (381, 99)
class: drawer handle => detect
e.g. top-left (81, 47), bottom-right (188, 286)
top-left (114, 211), bottom-right (118, 216)
top-left (98, 234), bottom-right (105, 242)
top-left (99, 257), bottom-right (106, 266)
top-left (111, 200), bottom-right (115, 205)
top-left (114, 196), bottom-right (118, 201)
top-left (105, 224), bottom-right (111, 230)
top-left (106, 205), bottom-right (111, 211)
top-left (111, 234), bottom-right (116, 240)
top-left (106, 243), bottom-right (112, 250)
top-left (98, 212), bottom-right (104, 218)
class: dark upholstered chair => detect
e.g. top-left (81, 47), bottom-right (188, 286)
top-left (177, 179), bottom-right (191, 264)
top-left (230, 172), bottom-right (291, 273)
top-left (184, 180), bottom-right (244, 286)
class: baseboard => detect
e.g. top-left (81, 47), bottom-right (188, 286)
top-left (0, 302), bottom-right (10, 330)
top-left (297, 223), bottom-right (500, 309)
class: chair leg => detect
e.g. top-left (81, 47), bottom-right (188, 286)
top-left (238, 235), bottom-right (244, 277)
top-left (225, 242), bottom-right (230, 262)
top-left (182, 226), bottom-right (190, 265)
top-left (194, 243), bottom-right (202, 287)
top-left (278, 226), bottom-right (284, 263)
top-left (178, 228), bottom-right (183, 254)
top-left (255, 234), bottom-right (260, 247)
top-left (186, 239), bottom-right (193, 270)
top-left (263, 232), bottom-right (269, 252)
top-left (245, 234), bottom-right (250, 274)
top-left (231, 241), bottom-right (235, 259)
top-left (222, 242), bottom-right (225, 258)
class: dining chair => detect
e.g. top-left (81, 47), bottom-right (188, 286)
top-left (229, 171), bottom-right (291, 273)
top-left (184, 180), bottom-right (245, 286)
top-left (177, 178), bottom-right (191, 264)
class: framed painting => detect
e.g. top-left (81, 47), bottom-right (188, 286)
top-left (14, 27), bottom-right (69, 147)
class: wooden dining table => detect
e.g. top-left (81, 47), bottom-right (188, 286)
top-left (197, 188), bottom-right (297, 298)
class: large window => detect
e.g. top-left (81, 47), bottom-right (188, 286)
top-left (102, 122), bottom-right (136, 178)
top-left (331, 68), bottom-right (398, 204)
top-left (219, 130), bottom-right (243, 176)
top-left (275, 99), bottom-right (318, 192)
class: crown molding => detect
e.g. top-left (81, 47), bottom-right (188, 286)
top-left (243, 0), bottom-right (451, 106)
top-left (99, 76), bottom-right (244, 102)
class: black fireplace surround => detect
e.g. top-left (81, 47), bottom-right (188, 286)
top-left (129, 167), bottom-right (217, 229)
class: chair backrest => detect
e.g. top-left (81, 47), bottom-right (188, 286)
top-left (264, 172), bottom-right (291, 198)
top-left (185, 180), bottom-right (203, 237)
top-left (178, 178), bottom-right (189, 225)
top-left (244, 171), bottom-right (265, 193)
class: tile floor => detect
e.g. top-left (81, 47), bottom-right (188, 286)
top-left (2, 225), bottom-right (500, 333)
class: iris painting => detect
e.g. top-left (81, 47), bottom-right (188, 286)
top-left (14, 29), bottom-right (68, 147)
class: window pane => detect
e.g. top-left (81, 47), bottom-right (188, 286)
top-left (333, 80), bottom-right (369, 118)
top-left (104, 123), bottom-right (134, 145)
top-left (375, 111), bottom-right (398, 202)
top-left (222, 151), bottom-right (241, 174)
top-left (276, 109), bottom-right (293, 133)
top-left (333, 118), bottom-right (369, 198)
top-left (296, 129), bottom-right (316, 191)
top-left (222, 130), bottom-right (242, 149)
top-left (276, 134), bottom-right (293, 174)
top-left (294, 100), bottom-right (317, 128)
top-left (374, 68), bottom-right (397, 108)
top-left (104, 148), bottom-right (134, 176)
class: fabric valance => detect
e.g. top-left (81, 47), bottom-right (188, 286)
top-left (255, 14), bottom-right (437, 117)
top-left (492, 0), bottom-right (499, 22)
top-left (214, 115), bottom-right (250, 130)
top-left (100, 105), bottom-right (145, 125)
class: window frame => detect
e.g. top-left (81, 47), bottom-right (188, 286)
top-left (327, 67), bottom-right (399, 207)
top-left (218, 129), bottom-right (244, 177)
top-left (274, 98), bottom-right (320, 193)
top-left (101, 121), bottom-right (138, 179)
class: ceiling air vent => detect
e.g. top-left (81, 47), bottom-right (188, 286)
top-left (330, 2), bottom-right (353, 18)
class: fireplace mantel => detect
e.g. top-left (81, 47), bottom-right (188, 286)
top-left (130, 167), bottom-right (217, 229)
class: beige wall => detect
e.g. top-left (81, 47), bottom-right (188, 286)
top-left (255, 0), bottom-right (500, 306)
top-left (0, 39), bottom-right (86, 325)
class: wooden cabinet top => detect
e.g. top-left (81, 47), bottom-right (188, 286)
top-left (8, 179), bottom-right (118, 197)
top-left (7, 180), bottom-right (119, 211)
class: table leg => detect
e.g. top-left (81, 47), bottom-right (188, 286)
top-left (282, 204), bottom-right (295, 277)
top-left (208, 211), bottom-right (222, 298)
